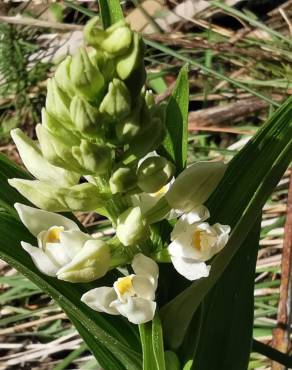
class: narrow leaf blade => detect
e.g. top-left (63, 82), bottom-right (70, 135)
top-left (98, 0), bottom-right (124, 29)
top-left (160, 64), bottom-right (189, 174)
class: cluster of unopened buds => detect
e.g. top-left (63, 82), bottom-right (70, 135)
top-left (9, 19), bottom-right (231, 325)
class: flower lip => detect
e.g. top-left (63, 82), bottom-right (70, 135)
top-left (114, 275), bottom-right (135, 301)
top-left (82, 253), bottom-right (158, 324)
top-left (44, 226), bottom-right (64, 244)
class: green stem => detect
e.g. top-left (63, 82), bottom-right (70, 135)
top-left (152, 249), bottom-right (171, 263)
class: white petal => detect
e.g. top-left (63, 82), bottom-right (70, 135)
top-left (133, 193), bottom-right (160, 214)
top-left (132, 275), bottom-right (156, 300)
top-left (171, 256), bottom-right (210, 281)
top-left (112, 297), bottom-right (156, 324)
top-left (168, 229), bottom-right (199, 260)
top-left (213, 223), bottom-right (231, 254)
top-left (171, 205), bottom-right (210, 240)
top-left (81, 287), bottom-right (119, 315)
top-left (59, 230), bottom-right (90, 259)
top-left (44, 243), bottom-right (72, 267)
top-left (15, 203), bottom-right (79, 236)
top-left (132, 254), bottom-right (158, 283)
top-left (184, 205), bottom-right (210, 224)
top-left (21, 241), bottom-right (59, 276)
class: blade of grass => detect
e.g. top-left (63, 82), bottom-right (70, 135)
top-left (210, 1), bottom-right (292, 46)
top-left (144, 38), bottom-right (280, 108)
top-left (159, 64), bottom-right (189, 174)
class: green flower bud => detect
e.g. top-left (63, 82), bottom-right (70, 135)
top-left (11, 128), bottom-right (79, 187)
top-left (165, 161), bottom-right (227, 212)
top-left (116, 206), bottom-right (149, 246)
top-left (36, 124), bottom-right (82, 173)
top-left (164, 351), bottom-right (181, 370)
top-left (54, 56), bottom-right (75, 97)
top-left (9, 179), bottom-right (66, 211)
top-left (99, 78), bottom-right (131, 120)
top-left (89, 49), bottom-right (115, 83)
top-left (116, 33), bottom-right (140, 79)
top-left (109, 166), bottom-right (137, 194)
top-left (57, 240), bottom-right (110, 283)
top-left (72, 140), bottom-right (112, 175)
top-left (46, 78), bottom-right (72, 127)
top-left (84, 17), bottom-right (104, 47)
top-left (116, 33), bottom-right (145, 96)
top-left (137, 156), bottom-right (174, 193)
top-left (42, 108), bottom-right (80, 146)
top-left (145, 90), bottom-right (155, 107)
top-left (70, 96), bottom-right (100, 137)
top-left (101, 21), bottom-right (132, 55)
top-left (9, 179), bottom-right (107, 212)
top-left (70, 48), bottom-right (104, 102)
top-left (63, 183), bottom-right (108, 211)
top-left (115, 97), bottom-right (143, 142)
top-left (84, 18), bottom-right (132, 56)
top-left (129, 117), bottom-right (165, 158)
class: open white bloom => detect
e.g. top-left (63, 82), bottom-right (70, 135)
top-left (15, 203), bottom-right (110, 282)
top-left (168, 205), bottom-right (230, 281)
top-left (81, 253), bottom-right (158, 324)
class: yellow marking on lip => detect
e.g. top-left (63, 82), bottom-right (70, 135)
top-left (192, 230), bottom-right (202, 251)
top-left (46, 226), bottom-right (64, 243)
top-left (116, 276), bottom-right (133, 296)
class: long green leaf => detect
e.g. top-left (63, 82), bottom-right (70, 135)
top-left (98, 0), bottom-right (124, 29)
top-left (69, 317), bottom-right (125, 370)
top-left (161, 96), bottom-right (292, 349)
top-left (190, 218), bottom-right (261, 370)
top-left (159, 65), bottom-right (189, 174)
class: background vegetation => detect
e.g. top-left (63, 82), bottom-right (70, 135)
top-left (0, 1), bottom-right (291, 369)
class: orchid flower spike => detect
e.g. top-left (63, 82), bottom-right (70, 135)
top-left (81, 253), bottom-right (158, 324)
top-left (168, 205), bottom-right (231, 281)
top-left (15, 203), bottom-right (110, 283)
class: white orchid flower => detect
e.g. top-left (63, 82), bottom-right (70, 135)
top-left (81, 253), bottom-right (158, 324)
top-left (168, 205), bottom-right (231, 281)
top-left (15, 203), bottom-right (110, 283)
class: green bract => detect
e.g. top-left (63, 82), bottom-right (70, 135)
top-left (116, 206), bottom-right (150, 246)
